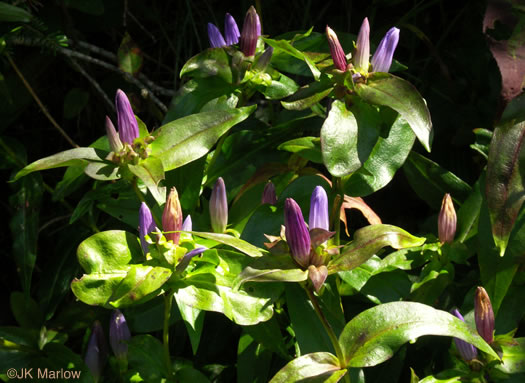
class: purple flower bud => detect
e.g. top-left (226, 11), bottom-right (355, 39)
top-left (210, 177), bottom-right (228, 233)
top-left (182, 215), bottom-right (192, 231)
top-left (451, 309), bottom-right (478, 361)
top-left (208, 22), bottom-right (226, 48)
top-left (162, 187), bottom-right (183, 245)
top-left (475, 287), bottom-right (495, 344)
top-left (354, 18), bottom-right (370, 73)
top-left (109, 310), bottom-right (131, 361)
top-left (253, 46), bottom-right (274, 72)
top-left (262, 181), bottom-right (277, 205)
top-left (240, 6), bottom-right (261, 56)
top-left (176, 247), bottom-right (207, 273)
top-left (438, 193), bottom-right (457, 244)
top-left (309, 186), bottom-right (329, 231)
top-left (284, 198), bottom-right (311, 269)
top-left (139, 202), bottom-right (156, 254)
top-left (326, 26), bottom-right (347, 71)
top-left (115, 89), bottom-right (139, 145)
top-left (85, 321), bottom-right (107, 382)
top-left (371, 27), bottom-right (400, 73)
top-left (225, 13), bottom-right (240, 46)
top-left (105, 116), bottom-right (123, 152)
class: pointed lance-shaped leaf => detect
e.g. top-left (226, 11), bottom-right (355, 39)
top-left (451, 309), bottom-right (478, 361)
top-left (163, 187), bottom-right (183, 245)
top-left (115, 89), bottom-right (139, 145)
top-left (354, 17), bottom-right (370, 73)
top-left (309, 186), bottom-right (329, 230)
top-left (138, 202), bottom-right (156, 254)
top-left (438, 193), bottom-right (457, 244)
top-left (105, 116), bottom-right (123, 152)
top-left (109, 309), bottom-right (131, 361)
top-left (371, 27), bottom-right (400, 73)
top-left (284, 198), bottom-right (311, 269)
top-left (224, 13), bottom-right (240, 45)
top-left (240, 6), bottom-right (261, 56)
top-left (326, 26), bottom-right (347, 71)
top-left (475, 286), bottom-right (495, 344)
top-left (207, 22), bottom-right (226, 48)
top-left (210, 177), bottom-right (228, 233)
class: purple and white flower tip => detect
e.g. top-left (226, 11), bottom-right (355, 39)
top-left (475, 287), bottom-right (495, 344)
top-left (115, 89), bottom-right (139, 145)
top-left (326, 26), bottom-right (347, 71)
top-left (262, 181), bottom-right (277, 205)
top-left (451, 309), bottom-right (478, 361)
top-left (208, 22), bottom-right (226, 48)
top-left (354, 17), bottom-right (370, 73)
top-left (225, 13), bottom-right (240, 46)
top-left (109, 310), bottom-right (131, 361)
top-left (182, 215), bottom-right (192, 231)
top-left (105, 116), bottom-right (123, 152)
top-left (176, 247), bottom-right (207, 273)
top-left (210, 177), bottom-right (228, 233)
top-left (85, 321), bottom-right (106, 382)
top-left (309, 186), bottom-right (329, 231)
top-left (438, 193), bottom-right (456, 244)
top-left (284, 198), bottom-right (311, 269)
top-left (162, 187), bottom-right (183, 245)
top-left (139, 202), bottom-right (156, 254)
top-left (240, 6), bottom-right (261, 56)
top-left (371, 27), bottom-right (400, 73)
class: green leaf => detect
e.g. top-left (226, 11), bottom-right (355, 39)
top-left (281, 80), bottom-right (333, 111)
top-left (174, 293), bottom-right (205, 355)
top-left (191, 231), bottom-right (265, 257)
top-left (495, 337), bottom-right (525, 374)
top-left (13, 148), bottom-right (108, 181)
top-left (0, 2), bottom-right (32, 22)
top-left (269, 352), bottom-right (344, 383)
top-left (321, 100), bottom-right (360, 177)
top-left (344, 114), bottom-right (415, 197)
top-left (456, 178), bottom-right (483, 242)
top-left (237, 332), bottom-right (272, 383)
top-left (235, 255), bottom-right (308, 287)
top-left (10, 292), bottom-right (43, 329)
top-left (485, 118), bottom-right (525, 256)
top-left (264, 38), bottom-right (321, 80)
top-left (328, 224), bottom-right (426, 274)
top-left (339, 302), bottom-right (499, 368)
top-left (128, 335), bottom-right (169, 381)
top-left (128, 156), bottom-right (166, 206)
top-left (180, 48), bottom-right (233, 83)
top-left (278, 136), bottom-right (323, 164)
top-left (150, 106), bottom-right (256, 171)
top-left (355, 73), bottom-right (433, 152)
top-left (83, 161), bottom-right (119, 181)
top-left (118, 33), bottom-right (143, 75)
top-left (244, 317), bottom-right (290, 359)
top-left (403, 152), bottom-right (472, 208)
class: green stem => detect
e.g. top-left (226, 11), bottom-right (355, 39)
top-left (332, 177), bottom-right (344, 246)
top-left (305, 287), bottom-right (350, 383)
top-left (163, 292), bottom-right (174, 378)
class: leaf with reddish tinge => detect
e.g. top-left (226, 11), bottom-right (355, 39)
top-left (341, 195), bottom-right (382, 236)
top-left (485, 119), bottom-right (525, 256)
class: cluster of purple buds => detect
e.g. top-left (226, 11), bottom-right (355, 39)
top-left (438, 193), bottom-right (457, 244)
top-left (284, 186), bottom-right (334, 292)
top-left (105, 90), bottom-right (140, 151)
top-left (210, 177), bottom-right (228, 233)
top-left (451, 309), bottom-right (478, 362)
top-left (207, 7), bottom-right (261, 57)
top-left (326, 18), bottom-right (399, 75)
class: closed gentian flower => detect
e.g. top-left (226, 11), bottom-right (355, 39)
top-left (475, 286), bottom-right (495, 344)
top-left (210, 177), bottom-right (228, 233)
top-left (182, 215), bottom-right (192, 231)
top-left (115, 89), bottom-right (139, 145)
top-left (354, 17), bottom-right (370, 73)
top-left (284, 198), bottom-right (311, 269)
top-left (240, 6), bottom-right (261, 56)
top-left (85, 321), bottom-right (106, 383)
top-left (162, 187), bottom-right (183, 245)
top-left (371, 27), bottom-right (400, 73)
top-left (326, 26), bottom-right (347, 71)
top-left (105, 116), bottom-right (123, 152)
top-left (225, 13), bottom-right (240, 45)
top-left (438, 193), bottom-right (457, 244)
top-left (309, 186), bottom-right (329, 231)
top-left (262, 181), bottom-right (277, 205)
top-left (208, 22), bottom-right (227, 48)
top-left (451, 309), bottom-right (478, 361)
top-left (139, 202), bottom-right (156, 254)
top-left (253, 46), bottom-right (274, 72)
top-left (109, 310), bottom-right (131, 361)
top-left (176, 247), bottom-right (207, 273)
